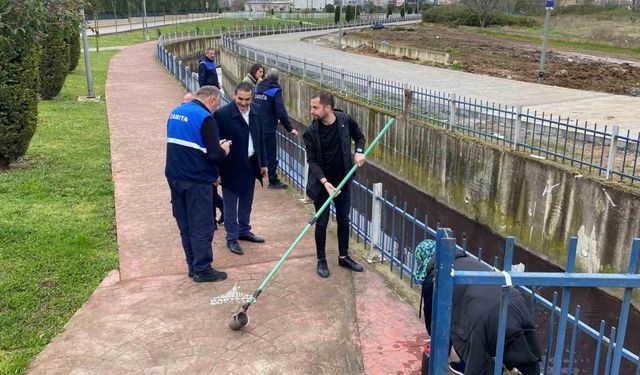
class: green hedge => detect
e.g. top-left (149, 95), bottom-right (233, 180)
top-left (0, 43), bottom-right (40, 168)
top-left (67, 22), bottom-right (81, 72)
top-left (39, 20), bottom-right (70, 100)
top-left (0, 1), bottom-right (44, 168)
top-left (422, 5), bottom-right (537, 27)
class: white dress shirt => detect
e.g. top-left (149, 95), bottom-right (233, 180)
top-left (240, 107), bottom-right (255, 158)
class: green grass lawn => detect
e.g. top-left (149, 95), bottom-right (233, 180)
top-left (90, 16), bottom-right (333, 48)
top-left (0, 51), bottom-right (119, 374)
top-left (459, 10), bottom-right (640, 58)
top-left (464, 26), bottom-right (640, 57)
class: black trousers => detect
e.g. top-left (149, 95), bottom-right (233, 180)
top-left (212, 185), bottom-right (224, 224)
top-left (264, 132), bottom-right (279, 184)
top-left (313, 181), bottom-right (351, 260)
top-left (168, 179), bottom-right (215, 274)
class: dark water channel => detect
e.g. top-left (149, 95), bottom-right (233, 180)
top-left (357, 163), bottom-right (640, 374)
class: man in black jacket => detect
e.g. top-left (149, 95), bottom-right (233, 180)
top-left (422, 249), bottom-right (542, 375)
top-left (253, 68), bottom-right (299, 189)
top-left (214, 82), bottom-right (268, 256)
top-left (303, 92), bottom-right (366, 278)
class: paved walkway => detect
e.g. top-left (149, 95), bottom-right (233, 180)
top-left (239, 29), bottom-right (640, 135)
top-left (27, 42), bottom-right (427, 374)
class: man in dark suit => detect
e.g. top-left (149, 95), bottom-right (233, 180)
top-left (214, 82), bottom-right (268, 255)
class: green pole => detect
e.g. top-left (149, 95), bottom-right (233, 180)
top-left (241, 117), bottom-right (396, 311)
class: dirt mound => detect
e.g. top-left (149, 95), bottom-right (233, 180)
top-left (354, 25), bottom-right (640, 96)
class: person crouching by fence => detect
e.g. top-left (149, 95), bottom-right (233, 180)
top-left (415, 239), bottom-right (543, 375)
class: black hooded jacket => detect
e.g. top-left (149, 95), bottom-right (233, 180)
top-left (422, 250), bottom-right (542, 375)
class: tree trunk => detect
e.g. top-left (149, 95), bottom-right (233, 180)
top-left (0, 158), bottom-right (10, 170)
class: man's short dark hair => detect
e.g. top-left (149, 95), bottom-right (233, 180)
top-left (312, 92), bottom-right (334, 108)
top-left (235, 81), bottom-right (254, 94)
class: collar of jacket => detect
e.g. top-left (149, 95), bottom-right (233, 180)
top-left (230, 103), bottom-right (257, 120)
top-left (255, 78), bottom-right (279, 92)
top-left (245, 74), bottom-right (257, 85)
top-left (310, 110), bottom-right (346, 133)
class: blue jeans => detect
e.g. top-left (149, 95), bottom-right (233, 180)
top-left (168, 179), bottom-right (215, 274)
top-left (222, 183), bottom-right (255, 241)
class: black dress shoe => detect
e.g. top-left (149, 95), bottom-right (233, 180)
top-left (238, 232), bottom-right (265, 243)
top-left (193, 268), bottom-right (227, 282)
top-left (338, 256), bottom-right (364, 272)
top-left (188, 270), bottom-right (194, 278)
top-left (227, 240), bottom-right (244, 255)
top-left (268, 181), bottom-right (288, 189)
top-left (317, 259), bottom-right (330, 278)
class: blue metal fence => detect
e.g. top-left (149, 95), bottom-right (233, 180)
top-left (273, 130), bottom-right (640, 374)
top-left (430, 229), bottom-right (640, 375)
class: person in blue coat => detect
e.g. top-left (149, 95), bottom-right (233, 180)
top-left (165, 86), bottom-right (230, 282)
top-left (253, 68), bottom-right (298, 189)
top-left (214, 82), bottom-right (268, 256)
top-left (198, 48), bottom-right (221, 89)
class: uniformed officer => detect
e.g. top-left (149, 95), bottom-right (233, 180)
top-left (198, 48), bottom-right (221, 89)
top-left (253, 68), bottom-right (298, 189)
top-left (165, 86), bottom-right (230, 282)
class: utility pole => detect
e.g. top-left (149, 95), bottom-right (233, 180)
top-left (80, 8), bottom-right (95, 98)
top-left (142, 0), bottom-right (149, 40)
top-left (338, 0), bottom-right (343, 49)
top-left (538, 0), bottom-right (553, 83)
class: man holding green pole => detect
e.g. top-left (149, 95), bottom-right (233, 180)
top-left (303, 92), bottom-right (366, 278)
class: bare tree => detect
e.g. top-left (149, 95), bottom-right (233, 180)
top-left (499, 0), bottom-right (518, 13)
top-left (464, 0), bottom-right (501, 27)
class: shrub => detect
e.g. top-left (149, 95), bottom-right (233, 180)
top-left (421, 4), bottom-right (537, 27)
top-left (67, 21), bottom-right (81, 72)
top-left (0, 0), bottom-right (43, 168)
top-left (39, 18), bottom-right (70, 100)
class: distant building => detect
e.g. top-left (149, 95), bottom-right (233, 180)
top-left (244, 0), bottom-right (292, 11)
top-left (293, 0), bottom-right (335, 9)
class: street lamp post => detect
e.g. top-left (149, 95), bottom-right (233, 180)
top-left (538, 0), bottom-right (553, 83)
top-left (142, 0), bottom-right (149, 40)
top-left (80, 8), bottom-right (95, 98)
top-left (338, 0), bottom-right (343, 49)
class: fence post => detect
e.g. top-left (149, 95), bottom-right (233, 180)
top-left (287, 55), bottom-right (291, 75)
top-left (429, 228), bottom-right (456, 375)
top-left (340, 69), bottom-right (345, 92)
top-left (193, 72), bottom-right (200, 91)
top-left (367, 75), bottom-right (372, 104)
top-left (303, 59), bottom-right (307, 79)
top-left (513, 105), bottom-right (522, 151)
top-left (178, 60), bottom-right (183, 82)
top-left (448, 92), bottom-right (457, 130)
top-left (303, 150), bottom-right (310, 192)
top-left (185, 66), bottom-right (191, 90)
top-left (606, 125), bottom-right (620, 180)
top-left (366, 182), bottom-right (383, 263)
top-left (320, 63), bottom-right (324, 87)
top-left (403, 83), bottom-right (412, 116)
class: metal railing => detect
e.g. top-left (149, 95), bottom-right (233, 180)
top-left (216, 23), bottom-right (640, 185)
top-left (430, 229), bottom-right (640, 375)
top-left (274, 129), bottom-right (640, 375)
top-left (159, 14), bottom-right (420, 44)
